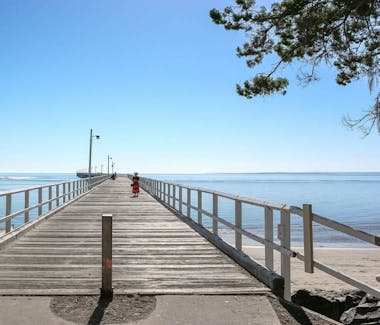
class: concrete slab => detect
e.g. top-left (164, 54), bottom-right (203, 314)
top-left (0, 296), bottom-right (73, 325)
top-left (130, 295), bottom-right (281, 325)
top-left (0, 295), bottom-right (281, 325)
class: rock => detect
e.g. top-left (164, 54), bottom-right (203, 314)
top-left (291, 289), bottom-right (345, 320)
top-left (291, 289), bottom-right (378, 322)
top-left (340, 302), bottom-right (380, 324)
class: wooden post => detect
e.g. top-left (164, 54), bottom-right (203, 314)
top-left (56, 184), bottom-right (60, 207)
top-left (179, 186), bottom-right (183, 214)
top-left (265, 207), bottom-right (274, 270)
top-left (197, 190), bottom-right (202, 225)
top-left (280, 210), bottom-right (291, 300)
top-left (24, 190), bottom-right (30, 223)
top-left (303, 204), bottom-right (314, 273)
top-left (187, 188), bottom-right (191, 218)
top-left (38, 187), bottom-right (43, 216)
top-left (48, 186), bottom-right (52, 211)
top-left (172, 185), bottom-right (176, 208)
top-left (212, 193), bottom-right (218, 235)
top-left (235, 200), bottom-right (242, 251)
top-left (68, 182), bottom-right (71, 200)
top-left (101, 213), bottom-right (113, 298)
top-left (160, 182), bottom-right (163, 200)
top-left (63, 183), bottom-right (66, 203)
top-left (167, 184), bottom-right (171, 205)
top-left (5, 194), bottom-right (11, 233)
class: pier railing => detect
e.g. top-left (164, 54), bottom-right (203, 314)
top-left (136, 176), bottom-right (380, 300)
top-left (0, 175), bottom-right (109, 238)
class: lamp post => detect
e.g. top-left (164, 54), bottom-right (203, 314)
top-left (88, 128), bottom-right (100, 186)
top-left (107, 155), bottom-right (112, 176)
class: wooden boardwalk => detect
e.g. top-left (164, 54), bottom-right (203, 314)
top-left (0, 178), bottom-right (269, 295)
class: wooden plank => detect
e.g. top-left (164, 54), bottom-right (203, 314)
top-left (0, 177), bottom-right (268, 295)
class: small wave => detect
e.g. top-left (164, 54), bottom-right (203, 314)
top-left (0, 176), bottom-right (36, 181)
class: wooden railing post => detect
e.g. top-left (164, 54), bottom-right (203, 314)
top-left (56, 184), bottom-right (60, 207)
top-left (179, 186), bottom-right (183, 214)
top-left (24, 190), bottom-right (30, 223)
top-left (280, 210), bottom-right (291, 300)
top-left (160, 182), bottom-right (163, 200)
top-left (5, 194), bottom-right (11, 233)
top-left (187, 188), bottom-right (191, 218)
top-left (63, 183), bottom-right (66, 203)
top-left (235, 200), bottom-right (242, 251)
top-left (68, 182), bottom-right (71, 201)
top-left (172, 185), bottom-right (175, 208)
top-left (265, 207), bottom-right (274, 270)
top-left (212, 193), bottom-right (218, 235)
top-left (48, 186), bottom-right (52, 211)
top-left (167, 184), bottom-right (171, 206)
top-left (101, 213), bottom-right (113, 298)
top-left (303, 204), bottom-right (314, 273)
top-left (38, 187), bottom-right (43, 216)
top-left (197, 190), bottom-right (202, 225)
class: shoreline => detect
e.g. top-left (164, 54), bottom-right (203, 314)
top-left (243, 246), bottom-right (380, 292)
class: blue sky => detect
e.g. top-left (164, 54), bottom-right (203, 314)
top-left (0, 0), bottom-right (379, 173)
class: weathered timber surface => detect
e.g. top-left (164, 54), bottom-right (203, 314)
top-left (0, 177), bottom-right (269, 295)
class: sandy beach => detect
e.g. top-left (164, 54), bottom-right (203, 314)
top-left (243, 246), bottom-right (380, 292)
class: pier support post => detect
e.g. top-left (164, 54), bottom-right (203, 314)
top-left (101, 213), bottom-right (113, 298)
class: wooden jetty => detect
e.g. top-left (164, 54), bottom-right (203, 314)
top-left (0, 178), bottom-right (269, 295)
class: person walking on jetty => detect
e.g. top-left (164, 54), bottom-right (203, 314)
top-left (131, 172), bottom-right (140, 197)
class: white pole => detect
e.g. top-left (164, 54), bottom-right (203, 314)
top-left (88, 129), bottom-right (93, 185)
top-left (107, 155), bottom-right (111, 176)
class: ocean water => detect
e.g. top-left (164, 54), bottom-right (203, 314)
top-left (146, 173), bottom-right (380, 247)
top-left (0, 173), bottom-right (79, 231)
top-left (1, 172), bottom-right (379, 247)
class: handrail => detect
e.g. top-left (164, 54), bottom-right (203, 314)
top-left (0, 175), bottom-right (109, 237)
top-left (133, 175), bottom-right (380, 300)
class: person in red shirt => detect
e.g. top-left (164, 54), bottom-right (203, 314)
top-left (131, 172), bottom-right (140, 197)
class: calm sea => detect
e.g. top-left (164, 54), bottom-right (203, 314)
top-left (1, 172), bottom-right (379, 247)
top-left (147, 173), bottom-right (380, 248)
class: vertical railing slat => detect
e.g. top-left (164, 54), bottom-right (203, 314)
top-left (5, 194), bottom-right (12, 233)
top-left (179, 186), bottom-right (183, 214)
top-left (56, 184), bottom-right (59, 207)
top-left (38, 187), bottom-right (43, 216)
top-left (24, 190), bottom-right (30, 224)
top-left (265, 207), bottom-right (274, 270)
top-left (187, 188), bottom-right (191, 218)
top-left (48, 186), bottom-right (52, 211)
top-left (173, 185), bottom-right (176, 208)
top-left (280, 210), bottom-right (291, 300)
top-left (197, 190), bottom-right (202, 225)
top-left (303, 204), bottom-right (314, 273)
top-left (212, 193), bottom-right (218, 235)
top-left (235, 200), bottom-right (242, 251)
top-left (63, 183), bottom-right (66, 203)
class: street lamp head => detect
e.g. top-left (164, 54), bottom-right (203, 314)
top-left (95, 135), bottom-right (100, 139)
